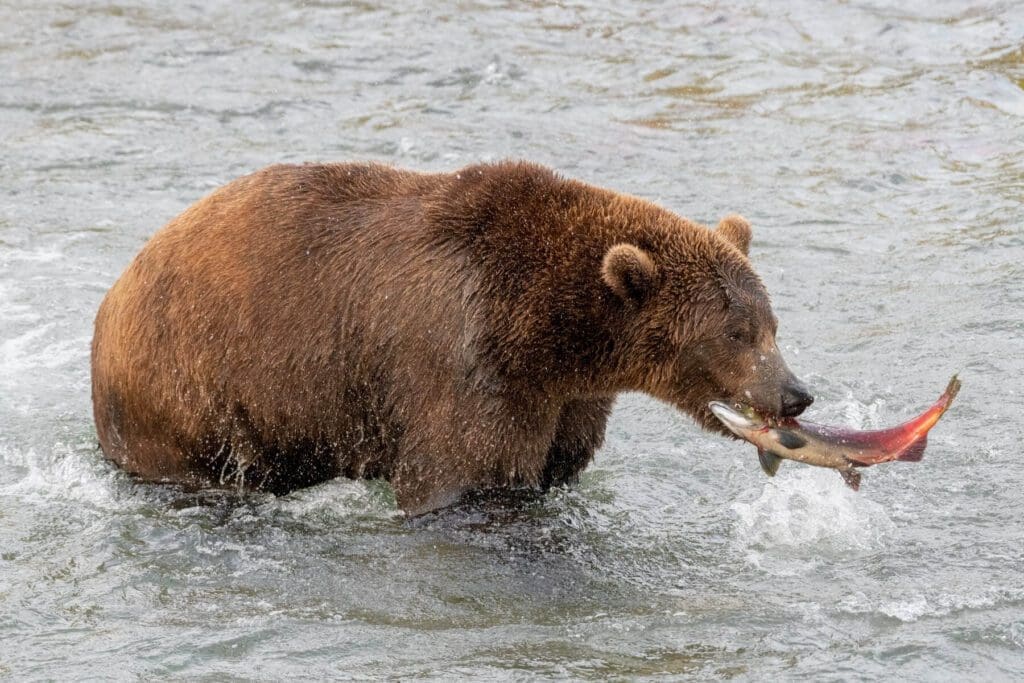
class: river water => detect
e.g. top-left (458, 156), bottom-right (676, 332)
top-left (2, 1), bottom-right (1023, 679)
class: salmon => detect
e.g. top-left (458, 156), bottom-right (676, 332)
top-left (708, 375), bottom-right (961, 490)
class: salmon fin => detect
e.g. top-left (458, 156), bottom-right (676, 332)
top-left (776, 430), bottom-right (807, 449)
top-left (944, 374), bottom-right (961, 406)
top-left (897, 435), bottom-right (927, 462)
top-left (758, 449), bottom-right (781, 477)
top-left (840, 469), bottom-right (861, 491)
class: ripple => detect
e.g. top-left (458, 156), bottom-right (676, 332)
top-left (838, 586), bottom-right (1024, 623)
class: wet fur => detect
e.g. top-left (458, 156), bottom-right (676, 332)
top-left (92, 161), bottom-right (789, 513)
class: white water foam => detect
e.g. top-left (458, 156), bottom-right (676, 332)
top-left (0, 442), bottom-right (135, 513)
top-left (0, 282), bottom-right (40, 324)
top-left (0, 233), bottom-right (92, 268)
top-left (264, 478), bottom-right (401, 522)
top-left (838, 587), bottom-right (1024, 623)
top-left (0, 326), bottom-right (90, 372)
top-left (731, 467), bottom-right (895, 572)
top-left (837, 391), bottom-right (888, 429)
top-left (0, 441), bottom-right (399, 524)
top-left (0, 325), bottom-right (92, 405)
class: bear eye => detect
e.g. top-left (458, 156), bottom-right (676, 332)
top-left (727, 327), bottom-right (753, 344)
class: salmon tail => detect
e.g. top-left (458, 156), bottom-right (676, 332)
top-left (917, 374), bottom-right (961, 429)
top-left (884, 374), bottom-right (959, 463)
top-left (890, 373), bottom-right (961, 454)
top-left (896, 434), bottom-right (927, 462)
top-left (836, 375), bottom-right (961, 467)
top-left (940, 374), bottom-right (961, 412)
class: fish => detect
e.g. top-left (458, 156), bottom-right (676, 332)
top-left (708, 375), bottom-right (961, 490)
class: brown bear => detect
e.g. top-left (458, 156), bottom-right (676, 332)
top-left (91, 161), bottom-right (812, 514)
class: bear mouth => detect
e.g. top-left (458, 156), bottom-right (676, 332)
top-left (697, 376), bottom-right (786, 430)
top-left (713, 396), bottom-right (786, 428)
top-left (716, 401), bottom-right (794, 428)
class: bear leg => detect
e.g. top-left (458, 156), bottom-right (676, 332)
top-left (390, 396), bottom-right (564, 516)
top-left (539, 397), bottom-right (615, 489)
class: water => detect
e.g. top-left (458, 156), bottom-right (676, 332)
top-left (2, 0), bottom-right (1023, 679)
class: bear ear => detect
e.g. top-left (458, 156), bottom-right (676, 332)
top-left (601, 243), bottom-right (658, 304)
top-left (715, 214), bottom-right (752, 256)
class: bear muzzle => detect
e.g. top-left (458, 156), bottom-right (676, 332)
top-left (779, 379), bottom-right (814, 418)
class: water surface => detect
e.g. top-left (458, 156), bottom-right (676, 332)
top-left (1, 1), bottom-right (1023, 679)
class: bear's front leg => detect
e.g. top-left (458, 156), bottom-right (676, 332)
top-left (539, 397), bottom-right (615, 489)
top-left (389, 395), bottom-right (562, 516)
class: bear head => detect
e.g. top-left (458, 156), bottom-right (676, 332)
top-left (601, 214), bottom-right (812, 433)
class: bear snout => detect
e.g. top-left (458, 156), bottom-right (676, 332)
top-left (780, 380), bottom-right (814, 418)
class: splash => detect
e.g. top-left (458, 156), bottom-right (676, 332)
top-left (262, 478), bottom-right (401, 524)
top-left (731, 467), bottom-right (895, 572)
top-left (0, 442), bottom-right (136, 513)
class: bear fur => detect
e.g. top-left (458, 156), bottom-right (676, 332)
top-left (91, 161), bottom-right (810, 514)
